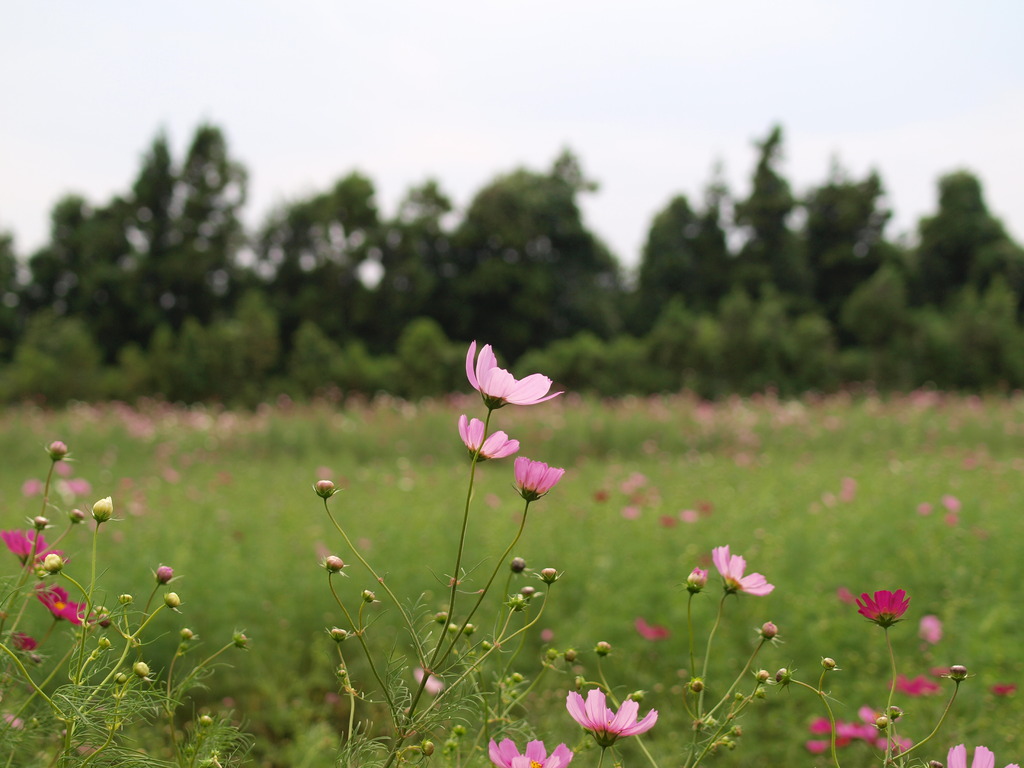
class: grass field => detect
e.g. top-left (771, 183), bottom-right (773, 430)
top-left (2, 390), bottom-right (1023, 767)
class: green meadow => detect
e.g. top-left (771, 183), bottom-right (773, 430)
top-left (2, 392), bottom-right (1022, 767)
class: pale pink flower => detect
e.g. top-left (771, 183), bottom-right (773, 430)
top-left (919, 614), bottom-right (943, 644)
top-left (566, 689), bottom-right (658, 748)
top-left (489, 738), bottom-right (573, 768)
top-left (917, 502), bottom-right (933, 516)
top-left (466, 341), bottom-right (562, 408)
top-left (635, 617), bottom-right (670, 641)
top-left (942, 494), bottom-right (962, 513)
top-left (413, 668), bottom-right (444, 696)
top-left (457, 415), bottom-right (519, 460)
top-left (711, 545), bottom-right (774, 596)
top-left (513, 457), bottom-right (565, 502)
top-left (947, 744), bottom-right (1020, 768)
top-left (620, 505), bottom-right (641, 520)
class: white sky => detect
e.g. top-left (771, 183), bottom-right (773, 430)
top-left (2, 1), bottom-right (1022, 270)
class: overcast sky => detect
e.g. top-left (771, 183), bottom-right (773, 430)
top-left (2, 2), bottom-right (1022, 269)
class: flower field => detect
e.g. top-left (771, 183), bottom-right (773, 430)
top-left (2, 388), bottom-right (1023, 767)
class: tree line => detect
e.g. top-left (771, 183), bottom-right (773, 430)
top-left (2, 122), bottom-right (1023, 404)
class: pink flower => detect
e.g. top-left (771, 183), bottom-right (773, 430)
top-left (489, 739), bottom-right (573, 768)
top-left (566, 689), bottom-right (658, 748)
top-left (894, 674), bottom-right (942, 696)
top-left (413, 668), bottom-right (444, 696)
top-left (836, 586), bottom-right (856, 604)
top-left (919, 614), bottom-right (943, 644)
top-left (36, 584), bottom-right (85, 625)
top-left (947, 744), bottom-right (1020, 768)
top-left (513, 457), bottom-right (565, 502)
top-left (856, 589), bottom-right (910, 628)
top-left (2, 530), bottom-right (61, 566)
top-left (11, 632), bottom-right (37, 651)
top-left (457, 415), bottom-right (519, 460)
top-left (466, 341), bottom-right (562, 409)
top-left (635, 617), bottom-right (670, 641)
top-left (711, 546), bottom-right (774, 596)
top-left (991, 683), bottom-right (1017, 697)
top-left (942, 494), bottom-right (962, 513)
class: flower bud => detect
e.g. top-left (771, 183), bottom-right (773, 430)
top-left (759, 621), bottom-right (778, 640)
top-left (42, 553), bottom-right (64, 573)
top-left (118, 594), bottom-right (133, 604)
top-left (595, 641), bottom-right (612, 657)
top-left (628, 690), bottom-right (645, 702)
top-left (929, 761), bottom-right (944, 768)
top-left (314, 479), bottom-right (337, 499)
top-left (97, 636), bottom-right (111, 650)
top-left (323, 555), bottom-right (346, 573)
top-left (91, 496), bottom-right (113, 523)
top-left (510, 672), bottom-right (524, 684)
top-left (69, 508), bottom-right (86, 524)
top-left (47, 441), bottom-right (68, 461)
top-left (546, 648), bottom-right (559, 661)
top-left (687, 567), bottom-right (708, 593)
top-left (233, 631), bottom-right (249, 649)
top-left (949, 665), bottom-right (968, 681)
top-left (564, 648), bottom-right (577, 662)
top-left (822, 657), bottom-right (837, 670)
top-left (689, 678), bottom-right (705, 693)
top-left (874, 715), bottom-right (889, 731)
top-left (199, 714), bottom-right (214, 727)
top-left (462, 623), bottom-right (475, 636)
top-left (755, 669), bottom-right (771, 683)
top-left (520, 586), bottom-right (536, 599)
top-left (155, 565), bottom-right (174, 584)
top-left (181, 628), bottom-right (195, 641)
top-left (32, 516), bottom-right (49, 531)
top-left (422, 741), bottom-right (435, 756)
top-left (510, 557), bottom-right (527, 573)
top-left (133, 661), bottom-right (151, 679)
top-left (775, 668), bottom-right (791, 685)
top-left (434, 611), bottom-right (448, 624)
top-left (888, 705), bottom-right (903, 721)
top-left (361, 590), bottom-right (377, 603)
top-left (539, 567), bottom-right (559, 584)
top-left (507, 594), bottom-right (528, 611)
top-left (329, 627), bottom-right (349, 643)
top-left (480, 640), bottom-right (493, 651)
top-left (114, 672), bottom-right (128, 684)
top-left (164, 592), bottom-right (181, 609)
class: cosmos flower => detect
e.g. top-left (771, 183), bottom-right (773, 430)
top-left (466, 341), bottom-right (562, 409)
top-left (488, 739), bottom-right (573, 768)
top-left (711, 546), bottom-right (774, 596)
top-left (566, 689), bottom-right (658, 748)
top-left (856, 589), bottom-right (910, 628)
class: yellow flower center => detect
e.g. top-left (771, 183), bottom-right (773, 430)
top-left (531, 762), bottom-right (543, 768)
top-left (55, 601), bottom-right (67, 610)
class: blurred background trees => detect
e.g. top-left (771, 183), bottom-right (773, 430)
top-left (2, 122), bottom-right (1023, 404)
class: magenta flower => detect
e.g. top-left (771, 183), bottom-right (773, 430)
top-left (514, 457), bottom-right (565, 502)
top-left (36, 584), bottom-right (85, 625)
top-left (457, 415), bottom-right (520, 460)
top-left (466, 341), bottom-right (562, 409)
top-left (2, 529), bottom-right (61, 566)
top-left (711, 546), bottom-right (774, 596)
top-left (856, 589), bottom-right (910, 628)
top-left (566, 689), bottom-right (658, 748)
top-left (894, 674), bottom-right (941, 696)
top-left (489, 738), bottom-right (573, 768)
top-left (948, 744), bottom-right (1020, 768)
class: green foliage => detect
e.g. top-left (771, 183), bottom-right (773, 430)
top-left (0, 311), bottom-right (103, 403)
top-left (394, 317), bottom-right (463, 399)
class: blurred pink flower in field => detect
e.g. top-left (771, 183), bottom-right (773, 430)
top-left (836, 586), bottom-right (856, 604)
top-left (620, 472), bottom-right (647, 494)
top-left (840, 477), bottom-right (857, 503)
top-left (11, 632), bottom-right (37, 651)
top-left (856, 589), bottom-right (909, 627)
top-left (316, 466), bottom-right (334, 479)
top-left (489, 739), bottom-right (573, 768)
top-left (806, 708), bottom-right (913, 755)
top-left (414, 668), bottom-right (444, 696)
top-left (21, 479), bottom-right (43, 497)
top-left (679, 509), bottom-right (699, 523)
top-left (621, 506), bottom-right (641, 520)
top-left (658, 515), bottom-right (677, 528)
top-left (162, 468), bottom-right (180, 483)
top-left (947, 744), bottom-right (1020, 768)
top-left (991, 683), bottom-right (1017, 696)
top-left (635, 617), bottom-right (670, 641)
top-left (2, 530), bottom-right (62, 566)
top-left (54, 461), bottom-right (72, 478)
top-left (566, 689), bottom-right (658, 747)
top-left (895, 674), bottom-right (942, 696)
top-left (513, 458), bottom-right (565, 502)
top-left (942, 494), bottom-right (962, 513)
top-left (712, 546), bottom-right (774, 596)
top-left (919, 614), bottom-right (943, 644)
top-left (540, 628), bottom-right (554, 642)
top-left (466, 341), bottom-right (562, 408)
top-left (61, 478), bottom-right (92, 497)
top-left (917, 502), bottom-right (933, 516)
top-left (457, 415), bottom-right (519, 460)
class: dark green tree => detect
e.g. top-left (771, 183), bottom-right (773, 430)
top-left (439, 150), bottom-right (623, 360)
top-left (0, 232), bottom-right (21, 359)
top-left (802, 162), bottom-right (895, 327)
top-left (632, 171), bottom-right (732, 333)
top-left (914, 170), bottom-right (1024, 307)
top-left (253, 172), bottom-right (380, 348)
top-left (733, 126), bottom-right (811, 302)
